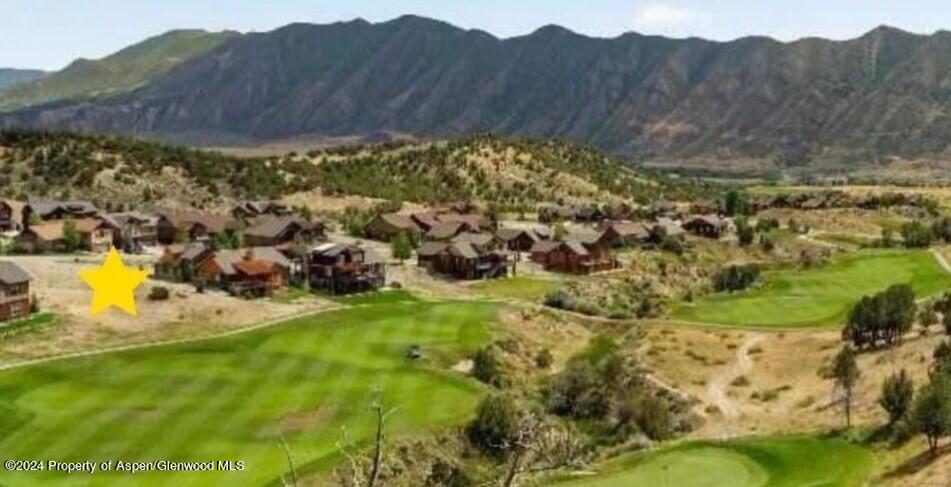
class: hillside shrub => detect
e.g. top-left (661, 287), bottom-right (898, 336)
top-left (148, 286), bottom-right (170, 301)
top-left (713, 264), bottom-right (760, 292)
top-left (465, 393), bottom-right (520, 457)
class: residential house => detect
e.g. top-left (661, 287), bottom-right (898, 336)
top-left (418, 239), bottom-right (510, 280)
top-left (651, 217), bottom-right (686, 241)
top-left (156, 211), bottom-right (238, 245)
top-left (573, 204), bottom-right (606, 223)
top-left (409, 212), bottom-right (441, 232)
top-left (497, 228), bottom-right (545, 253)
top-left (155, 242), bottom-right (214, 282)
top-left (243, 216), bottom-right (324, 247)
top-left (683, 215), bottom-right (729, 239)
top-left (0, 200), bottom-right (22, 233)
top-left (23, 199), bottom-right (98, 224)
top-left (599, 221), bottom-right (652, 247)
top-left (15, 217), bottom-right (117, 253)
top-left (364, 214), bottom-right (422, 242)
top-left (309, 243), bottom-right (386, 295)
top-left (231, 200), bottom-right (292, 220)
top-left (437, 213), bottom-right (494, 232)
top-left (0, 262), bottom-right (31, 321)
top-left (107, 212), bottom-right (159, 252)
top-left (196, 247), bottom-right (291, 296)
top-left (530, 237), bottom-right (617, 275)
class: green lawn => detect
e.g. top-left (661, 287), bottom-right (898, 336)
top-left (559, 435), bottom-right (872, 487)
top-left (672, 250), bottom-right (951, 328)
top-left (0, 299), bottom-right (494, 486)
top-left (469, 276), bottom-right (563, 301)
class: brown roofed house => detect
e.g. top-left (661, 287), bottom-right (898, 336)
top-left (530, 237), bottom-right (618, 275)
top-left (0, 200), bottom-right (23, 233)
top-left (15, 217), bottom-right (116, 253)
top-left (683, 215), bottom-right (729, 239)
top-left (243, 216), bottom-right (324, 247)
top-left (23, 199), bottom-right (99, 224)
top-left (600, 221), bottom-right (652, 247)
top-left (231, 200), bottom-right (292, 220)
top-left (155, 211), bottom-right (239, 245)
top-left (0, 261), bottom-right (31, 321)
top-left (364, 213), bottom-right (422, 242)
top-left (197, 248), bottom-right (290, 297)
top-left (309, 243), bottom-right (386, 295)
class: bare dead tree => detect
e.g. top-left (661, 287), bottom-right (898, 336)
top-left (494, 412), bottom-right (587, 487)
top-left (335, 396), bottom-right (398, 487)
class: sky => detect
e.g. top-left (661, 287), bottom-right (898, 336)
top-left (4, 1), bottom-right (951, 70)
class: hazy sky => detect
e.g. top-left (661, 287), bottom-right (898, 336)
top-left (4, 1), bottom-right (951, 70)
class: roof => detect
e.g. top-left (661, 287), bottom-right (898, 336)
top-left (207, 247), bottom-right (291, 275)
top-left (447, 242), bottom-right (479, 260)
top-left (426, 221), bottom-right (468, 240)
top-left (685, 214), bottom-right (725, 228)
top-left (410, 212), bottom-right (441, 230)
top-left (26, 199), bottom-right (98, 218)
top-left (233, 259), bottom-right (277, 276)
top-left (73, 218), bottom-right (115, 233)
top-left (497, 228), bottom-right (542, 243)
top-left (606, 221), bottom-right (651, 238)
top-left (452, 232), bottom-right (495, 247)
top-left (0, 261), bottom-right (30, 284)
top-left (417, 241), bottom-right (448, 257)
top-left (376, 213), bottom-right (420, 232)
top-left (562, 240), bottom-right (590, 256)
top-left (25, 221), bottom-right (64, 241)
top-left (437, 213), bottom-right (487, 229)
top-left (530, 240), bottom-right (560, 253)
top-left (244, 216), bottom-right (308, 239)
top-left (107, 212), bottom-right (158, 227)
top-left (159, 211), bottom-right (235, 234)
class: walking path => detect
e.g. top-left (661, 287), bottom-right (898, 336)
top-left (704, 333), bottom-right (764, 438)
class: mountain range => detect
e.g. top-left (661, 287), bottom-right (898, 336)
top-left (0, 69), bottom-right (46, 93)
top-left (5, 16), bottom-right (951, 171)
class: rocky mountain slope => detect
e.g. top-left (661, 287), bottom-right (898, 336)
top-left (0, 30), bottom-right (235, 110)
top-left (5, 17), bottom-right (951, 169)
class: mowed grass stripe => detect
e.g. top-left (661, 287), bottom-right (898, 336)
top-left (0, 299), bottom-right (494, 486)
top-left (671, 250), bottom-right (951, 328)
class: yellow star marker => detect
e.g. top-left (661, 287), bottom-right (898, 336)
top-left (78, 247), bottom-right (150, 316)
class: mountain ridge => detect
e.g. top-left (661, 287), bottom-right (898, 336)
top-left (5, 17), bottom-right (951, 170)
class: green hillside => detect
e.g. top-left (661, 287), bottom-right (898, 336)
top-left (0, 30), bottom-right (236, 110)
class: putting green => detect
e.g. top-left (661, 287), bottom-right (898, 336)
top-left (672, 250), bottom-right (951, 327)
top-left (0, 298), bottom-right (494, 486)
top-left (560, 435), bottom-right (872, 487)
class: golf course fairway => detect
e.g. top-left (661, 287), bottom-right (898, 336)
top-left (560, 435), bottom-right (873, 487)
top-left (0, 297), bottom-right (495, 486)
top-left (672, 250), bottom-right (951, 327)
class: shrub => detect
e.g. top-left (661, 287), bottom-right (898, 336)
top-left (633, 395), bottom-right (673, 441)
top-left (546, 360), bottom-right (611, 419)
top-left (880, 369), bottom-right (915, 426)
top-left (713, 264), bottom-right (760, 292)
top-left (472, 346), bottom-right (506, 388)
top-left (535, 349), bottom-right (554, 369)
top-left (465, 394), bottom-right (519, 456)
top-left (148, 286), bottom-right (170, 301)
top-left (660, 236), bottom-right (684, 255)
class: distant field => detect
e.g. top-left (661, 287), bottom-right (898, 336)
top-left (672, 250), bottom-right (951, 328)
top-left (469, 276), bottom-right (563, 301)
top-left (558, 435), bottom-right (872, 487)
top-left (0, 298), bottom-right (494, 486)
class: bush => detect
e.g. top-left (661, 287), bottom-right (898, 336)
top-left (148, 286), bottom-right (170, 301)
top-left (535, 349), bottom-right (554, 369)
top-left (633, 395), bottom-right (673, 441)
top-left (713, 264), bottom-right (760, 292)
top-left (660, 236), bottom-right (684, 255)
top-left (465, 394), bottom-right (519, 456)
top-left (472, 346), bottom-right (506, 388)
top-left (544, 288), bottom-right (572, 310)
top-left (546, 360), bottom-right (611, 419)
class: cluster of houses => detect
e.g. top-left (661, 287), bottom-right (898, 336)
top-left (365, 203), bottom-right (732, 280)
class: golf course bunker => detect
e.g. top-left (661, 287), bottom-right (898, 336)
top-left (561, 435), bottom-right (872, 486)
